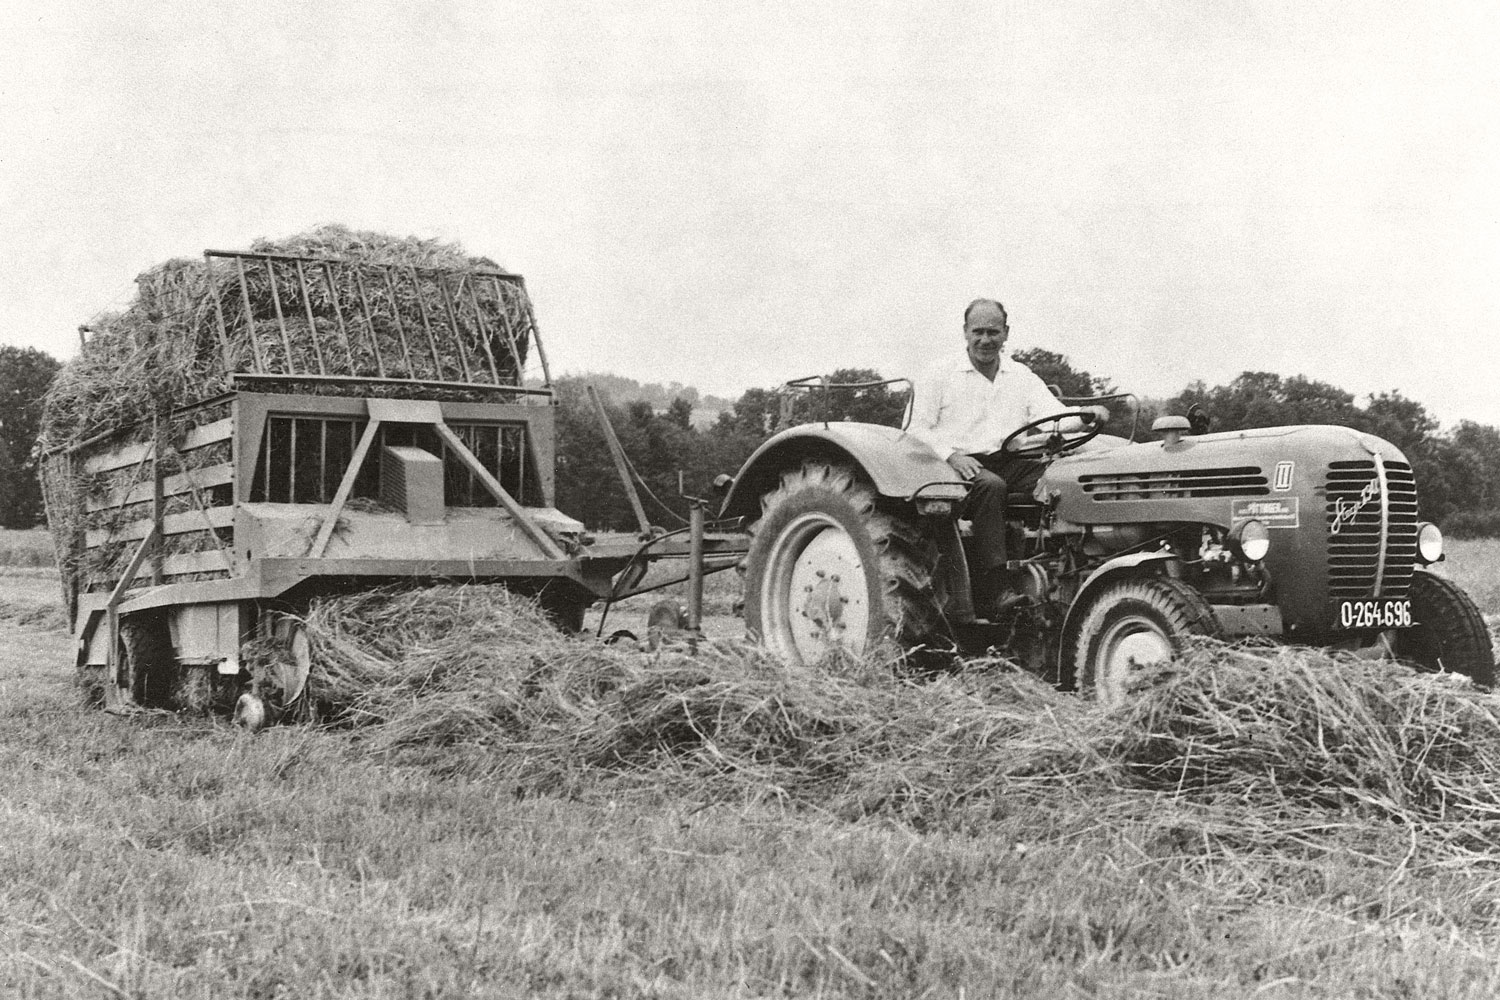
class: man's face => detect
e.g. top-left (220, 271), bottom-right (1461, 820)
top-left (964, 304), bottom-right (1008, 369)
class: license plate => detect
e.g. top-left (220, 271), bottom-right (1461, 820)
top-left (1333, 598), bottom-right (1413, 630)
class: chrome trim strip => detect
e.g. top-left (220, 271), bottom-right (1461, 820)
top-left (1372, 452), bottom-right (1389, 595)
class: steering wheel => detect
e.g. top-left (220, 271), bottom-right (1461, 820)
top-left (999, 409), bottom-right (1104, 460)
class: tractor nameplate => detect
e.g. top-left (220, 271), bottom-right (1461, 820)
top-left (1230, 497), bottom-right (1299, 528)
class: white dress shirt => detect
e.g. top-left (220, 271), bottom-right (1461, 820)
top-left (909, 354), bottom-right (1066, 458)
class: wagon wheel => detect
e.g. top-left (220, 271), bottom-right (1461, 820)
top-left (235, 615), bottom-right (314, 730)
top-left (103, 613), bottom-right (175, 713)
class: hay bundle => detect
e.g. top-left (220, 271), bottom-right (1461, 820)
top-left (298, 586), bottom-right (1111, 813)
top-left (1107, 643), bottom-right (1500, 852)
top-left (297, 587), bottom-right (1500, 858)
top-left (40, 224), bottom-right (535, 451)
top-left (40, 226), bottom-right (539, 598)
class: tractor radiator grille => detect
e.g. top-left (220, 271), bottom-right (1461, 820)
top-left (1325, 459), bottom-right (1418, 599)
top-left (1080, 466), bottom-right (1269, 501)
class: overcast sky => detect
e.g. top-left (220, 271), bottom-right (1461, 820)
top-left (3, 2), bottom-right (1497, 427)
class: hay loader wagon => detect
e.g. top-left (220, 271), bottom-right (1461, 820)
top-left (44, 249), bottom-right (741, 722)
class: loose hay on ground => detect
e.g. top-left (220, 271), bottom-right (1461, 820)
top-left (296, 586), bottom-right (1500, 862)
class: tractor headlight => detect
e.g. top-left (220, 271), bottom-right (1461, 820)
top-left (1229, 519), bottom-right (1270, 562)
top-left (1416, 522), bottom-right (1443, 564)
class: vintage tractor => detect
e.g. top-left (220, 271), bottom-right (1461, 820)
top-left (719, 386), bottom-right (1494, 701)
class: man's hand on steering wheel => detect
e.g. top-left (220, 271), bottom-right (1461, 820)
top-left (1000, 408), bottom-right (1106, 461)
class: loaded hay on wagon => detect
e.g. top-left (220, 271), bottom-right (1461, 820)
top-left (39, 225), bottom-right (667, 719)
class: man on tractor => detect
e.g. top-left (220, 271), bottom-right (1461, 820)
top-left (910, 298), bottom-right (1107, 616)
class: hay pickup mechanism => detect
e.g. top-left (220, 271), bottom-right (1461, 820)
top-left (44, 247), bottom-right (744, 722)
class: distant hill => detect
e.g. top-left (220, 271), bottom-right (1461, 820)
top-left (539, 371), bottom-right (733, 429)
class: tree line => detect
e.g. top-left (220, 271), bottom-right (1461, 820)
top-left (554, 351), bottom-right (1500, 536)
top-left (4, 343), bottom-right (1499, 536)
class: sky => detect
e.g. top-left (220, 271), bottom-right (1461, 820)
top-left (2, 2), bottom-right (1497, 427)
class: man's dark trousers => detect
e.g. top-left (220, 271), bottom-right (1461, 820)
top-left (964, 451), bottom-right (1047, 574)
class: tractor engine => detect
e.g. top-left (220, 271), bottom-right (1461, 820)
top-left (1041, 423), bottom-right (1431, 644)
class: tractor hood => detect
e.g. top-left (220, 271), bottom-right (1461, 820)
top-left (1041, 424), bottom-right (1411, 529)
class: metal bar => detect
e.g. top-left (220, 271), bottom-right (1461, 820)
top-left (587, 384), bottom-right (651, 536)
top-left (438, 275), bottom-right (475, 382)
top-left (462, 426), bottom-right (476, 505)
top-left (461, 274), bottom-right (505, 385)
top-left (687, 502), bottom-right (705, 633)
top-left (202, 256), bottom-right (236, 372)
top-left (151, 416), bottom-right (164, 586)
top-left (264, 417), bottom-right (277, 502)
top-left (105, 521), bottom-right (162, 699)
top-left (434, 422), bottom-right (566, 560)
top-left (513, 425), bottom-right (526, 505)
top-left (409, 266), bottom-right (444, 380)
top-left (350, 267), bottom-right (386, 378)
top-left (206, 248), bottom-right (514, 278)
top-left (289, 418), bottom-right (298, 502)
top-left (495, 426), bottom-right (506, 502)
top-left (1373, 454), bottom-right (1390, 596)
top-left (309, 419), bottom-right (382, 559)
top-left (322, 261), bottom-right (357, 372)
top-left (228, 372), bottom-right (554, 396)
top-left (319, 420), bottom-right (328, 503)
top-left (381, 266), bottom-right (416, 376)
top-left (512, 278), bottom-right (552, 388)
top-left (294, 259), bottom-right (327, 375)
top-left (608, 558), bottom-right (741, 602)
top-left (264, 259), bottom-right (296, 373)
top-left (234, 256), bottom-right (267, 372)
top-left (480, 275), bottom-right (524, 384)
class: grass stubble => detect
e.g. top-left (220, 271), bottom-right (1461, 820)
top-left (2, 549), bottom-right (1500, 995)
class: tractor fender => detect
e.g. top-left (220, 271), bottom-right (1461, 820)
top-left (718, 422), bottom-right (965, 522)
top-left (1060, 550), bottom-right (1181, 647)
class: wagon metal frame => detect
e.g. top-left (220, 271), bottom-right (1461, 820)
top-left (50, 249), bottom-right (745, 715)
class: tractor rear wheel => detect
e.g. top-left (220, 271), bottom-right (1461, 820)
top-left (1393, 571), bottom-right (1495, 688)
top-left (742, 462), bottom-right (946, 668)
top-left (1072, 576), bottom-right (1221, 708)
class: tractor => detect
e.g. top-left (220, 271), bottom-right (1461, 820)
top-left (718, 386), bottom-right (1494, 701)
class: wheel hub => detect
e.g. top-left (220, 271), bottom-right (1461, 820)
top-left (764, 513), bottom-right (871, 664)
top-left (1096, 619), bottom-right (1174, 709)
top-left (801, 573), bottom-right (846, 635)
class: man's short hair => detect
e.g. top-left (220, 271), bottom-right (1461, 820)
top-left (963, 298), bottom-right (1008, 328)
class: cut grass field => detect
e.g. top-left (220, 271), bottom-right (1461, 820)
top-left (0, 526), bottom-right (56, 569)
top-left (1, 543), bottom-right (1500, 996)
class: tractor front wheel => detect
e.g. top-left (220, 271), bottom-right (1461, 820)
top-left (1071, 576), bottom-right (1221, 708)
top-left (742, 463), bottom-right (945, 668)
top-left (1393, 571), bottom-right (1495, 688)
